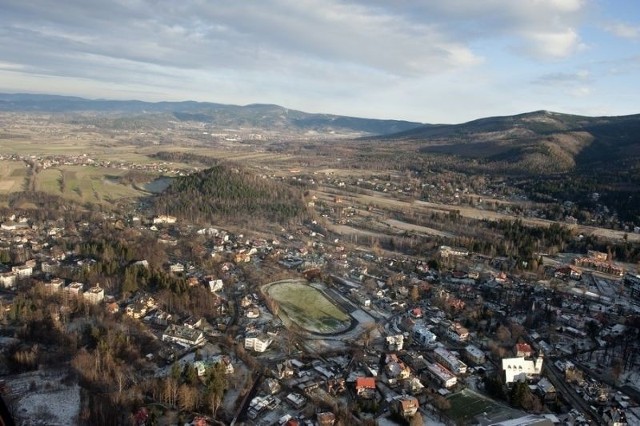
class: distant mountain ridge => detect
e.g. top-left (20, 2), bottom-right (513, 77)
top-left (0, 93), bottom-right (423, 136)
top-left (378, 109), bottom-right (640, 174)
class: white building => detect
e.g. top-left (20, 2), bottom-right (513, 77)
top-left (169, 263), bottom-right (184, 273)
top-left (434, 347), bottom-right (467, 374)
top-left (153, 215), bottom-right (177, 224)
top-left (162, 324), bottom-right (205, 347)
top-left (65, 282), bottom-right (84, 296)
top-left (386, 335), bottom-right (404, 351)
top-left (0, 272), bottom-right (16, 288)
top-left (245, 334), bottom-right (273, 352)
top-left (11, 264), bottom-right (33, 277)
top-left (502, 356), bottom-right (544, 383)
top-left (208, 279), bottom-right (224, 293)
top-left (44, 277), bottom-right (64, 293)
top-left (426, 362), bottom-right (457, 388)
top-left (84, 284), bottom-right (105, 304)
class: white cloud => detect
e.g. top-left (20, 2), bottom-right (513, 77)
top-left (603, 21), bottom-right (640, 39)
top-left (3, 0), bottom-right (637, 122)
top-left (569, 86), bottom-right (591, 97)
top-left (522, 28), bottom-right (582, 59)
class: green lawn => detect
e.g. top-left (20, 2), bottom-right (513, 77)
top-left (266, 279), bottom-right (351, 334)
top-left (447, 389), bottom-right (515, 425)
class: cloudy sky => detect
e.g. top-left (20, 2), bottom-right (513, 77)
top-left (1, 0), bottom-right (639, 122)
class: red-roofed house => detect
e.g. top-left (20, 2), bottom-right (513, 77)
top-left (515, 343), bottom-right (533, 357)
top-left (355, 377), bottom-right (376, 399)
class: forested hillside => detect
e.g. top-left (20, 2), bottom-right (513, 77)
top-left (152, 164), bottom-right (307, 225)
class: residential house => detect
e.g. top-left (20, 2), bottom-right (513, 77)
top-left (208, 279), bottom-right (224, 293)
top-left (84, 283), bottom-right (104, 304)
top-left (0, 272), bottom-right (16, 289)
top-left (394, 396), bottom-right (419, 418)
top-left (44, 277), bottom-right (64, 293)
top-left (464, 344), bottom-right (486, 365)
top-left (554, 265), bottom-right (582, 280)
top-left (433, 347), bottom-right (467, 374)
top-left (286, 392), bottom-right (307, 409)
top-left (445, 323), bottom-right (469, 342)
top-left (65, 282), bottom-right (84, 296)
top-left (169, 263), bottom-right (184, 273)
top-left (211, 355), bottom-right (234, 374)
top-left (439, 246), bottom-right (469, 258)
top-left (41, 260), bottom-right (60, 274)
top-left (153, 215), bottom-right (177, 224)
top-left (355, 377), bottom-right (377, 399)
top-left (536, 377), bottom-right (557, 402)
top-left (162, 324), bottom-right (205, 348)
top-left (386, 335), bottom-right (404, 351)
top-left (413, 325), bottom-right (437, 346)
top-left (426, 362), bottom-right (457, 388)
top-left (244, 334), bottom-right (273, 352)
top-left (11, 264), bottom-right (33, 277)
top-left (316, 411), bottom-right (336, 426)
top-left (515, 342), bottom-right (534, 358)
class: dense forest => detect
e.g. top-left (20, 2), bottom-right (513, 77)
top-left (152, 163), bottom-right (307, 225)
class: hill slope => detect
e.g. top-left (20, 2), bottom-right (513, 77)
top-left (380, 110), bottom-right (640, 174)
top-left (379, 110), bottom-right (640, 221)
top-left (151, 163), bottom-right (307, 225)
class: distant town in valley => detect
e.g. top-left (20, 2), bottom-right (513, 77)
top-left (0, 94), bottom-right (639, 426)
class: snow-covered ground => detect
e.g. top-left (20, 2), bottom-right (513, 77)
top-left (4, 369), bottom-right (80, 426)
top-left (15, 383), bottom-right (80, 425)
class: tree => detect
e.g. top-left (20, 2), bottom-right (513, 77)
top-left (410, 285), bottom-right (420, 302)
top-left (204, 363), bottom-right (227, 418)
top-left (162, 376), bottom-right (178, 407)
top-left (409, 412), bottom-right (423, 426)
top-left (496, 325), bottom-right (512, 345)
top-left (178, 383), bottom-right (198, 412)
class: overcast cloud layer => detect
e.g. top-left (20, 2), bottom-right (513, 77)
top-left (0, 0), bottom-right (638, 122)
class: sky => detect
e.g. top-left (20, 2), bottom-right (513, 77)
top-left (0, 0), bottom-right (639, 123)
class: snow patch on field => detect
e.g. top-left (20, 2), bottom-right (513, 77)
top-left (15, 384), bottom-right (80, 425)
top-left (4, 370), bottom-right (80, 426)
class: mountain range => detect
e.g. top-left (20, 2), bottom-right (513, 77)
top-left (2, 93), bottom-right (639, 220)
top-left (0, 93), bottom-right (422, 136)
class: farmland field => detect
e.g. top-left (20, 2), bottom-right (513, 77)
top-left (33, 165), bottom-right (145, 204)
top-left (0, 160), bottom-right (26, 192)
top-left (265, 279), bottom-right (352, 334)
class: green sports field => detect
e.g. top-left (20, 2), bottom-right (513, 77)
top-left (447, 389), bottom-right (519, 425)
top-left (266, 279), bottom-right (351, 334)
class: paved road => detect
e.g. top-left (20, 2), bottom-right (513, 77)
top-left (543, 361), bottom-right (601, 424)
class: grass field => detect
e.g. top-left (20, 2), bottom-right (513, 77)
top-left (266, 279), bottom-right (351, 334)
top-left (0, 161), bottom-right (27, 192)
top-left (446, 389), bottom-right (517, 425)
top-left (33, 166), bottom-right (145, 204)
